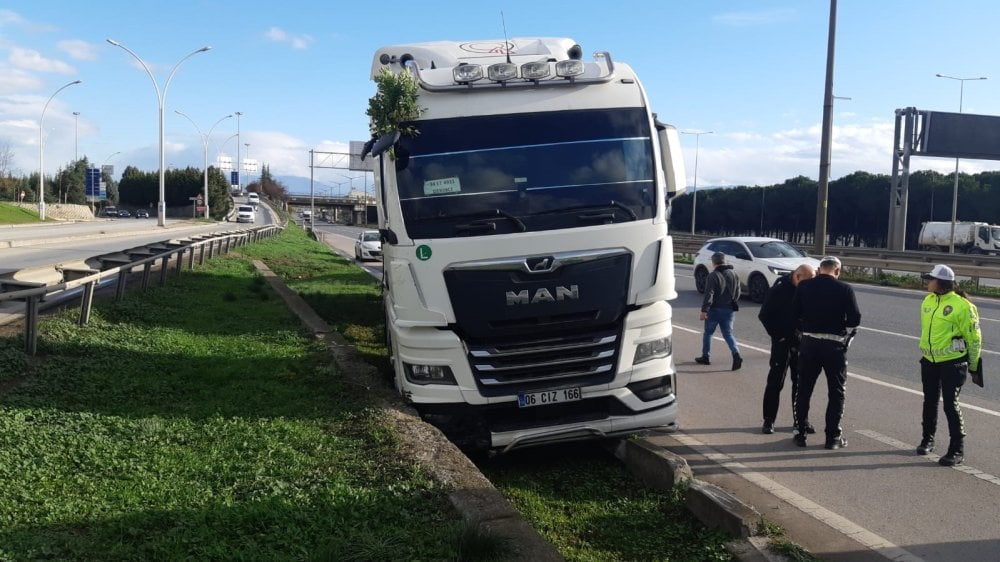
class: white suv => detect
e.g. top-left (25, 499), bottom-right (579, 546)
top-left (693, 237), bottom-right (820, 303)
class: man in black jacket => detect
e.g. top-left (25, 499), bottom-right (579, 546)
top-left (696, 252), bottom-right (743, 370)
top-left (792, 256), bottom-right (862, 449)
top-left (758, 264), bottom-right (816, 434)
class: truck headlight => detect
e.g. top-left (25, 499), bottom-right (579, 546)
top-left (404, 363), bottom-right (457, 385)
top-left (634, 336), bottom-right (671, 365)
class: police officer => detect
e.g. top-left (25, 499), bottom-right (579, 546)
top-left (758, 263), bottom-right (816, 435)
top-left (792, 256), bottom-right (861, 449)
top-left (918, 264), bottom-right (982, 466)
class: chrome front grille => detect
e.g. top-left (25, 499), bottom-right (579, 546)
top-left (466, 327), bottom-right (620, 394)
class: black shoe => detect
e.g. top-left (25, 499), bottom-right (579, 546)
top-left (762, 421), bottom-right (775, 434)
top-left (695, 356), bottom-right (711, 365)
top-left (939, 451), bottom-right (964, 466)
top-left (804, 421), bottom-right (816, 435)
top-left (825, 436), bottom-right (848, 450)
top-left (794, 434), bottom-right (807, 447)
top-left (732, 355), bottom-right (743, 371)
top-left (917, 437), bottom-right (935, 456)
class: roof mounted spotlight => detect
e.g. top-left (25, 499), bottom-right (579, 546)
top-left (453, 63), bottom-right (484, 83)
top-left (487, 62), bottom-right (518, 82)
top-left (521, 61), bottom-right (551, 81)
top-left (555, 60), bottom-right (584, 78)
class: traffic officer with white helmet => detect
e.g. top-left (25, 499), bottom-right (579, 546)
top-left (917, 264), bottom-right (982, 466)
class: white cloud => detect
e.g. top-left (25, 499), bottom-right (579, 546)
top-left (8, 47), bottom-right (75, 74)
top-left (0, 68), bottom-right (43, 94)
top-left (0, 9), bottom-right (25, 26)
top-left (57, 39), bottom-right (99, 61)
top-left (263, 26), bottom-right (314, 50)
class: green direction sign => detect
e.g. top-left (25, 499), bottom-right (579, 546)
top-left (416, 245), bottom-right (432, 261)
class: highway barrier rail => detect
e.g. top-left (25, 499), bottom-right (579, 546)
top-left (0, 224), bottom-right (282, 355)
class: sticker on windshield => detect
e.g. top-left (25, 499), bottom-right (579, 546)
top-left (424, 177), bottom-right (461, 195)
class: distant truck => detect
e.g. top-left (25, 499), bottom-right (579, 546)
top-left (917, 221), bottom-right (1000, 254)
top-left (103, 205), bottom-right (118, 218)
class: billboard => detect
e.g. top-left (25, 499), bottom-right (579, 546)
top-left (349, 140), bottom-right (375, 171)
top-left (922, 111), bottom-right (1000, 161)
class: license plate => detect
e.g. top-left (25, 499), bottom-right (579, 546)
top-left (517, 387), bottom-right (582, 408)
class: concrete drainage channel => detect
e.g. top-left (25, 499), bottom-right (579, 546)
top-left (256, 258), bottom-right (794, 562)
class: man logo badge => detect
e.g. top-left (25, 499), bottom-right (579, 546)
top-left (506, 285), bottom-right (579, 306)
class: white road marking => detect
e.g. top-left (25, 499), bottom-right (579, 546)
top-left (674, 325), bottom-right (1000, 418)
top-left (856, 429), bottom-right (1000, 486)
top-left (672, 432), bottom-right (925, 562)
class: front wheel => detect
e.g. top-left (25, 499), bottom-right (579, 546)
top-left (694, 266), bottom-right (709, 294)
top-left (749, 274), bottom-right (770, 303)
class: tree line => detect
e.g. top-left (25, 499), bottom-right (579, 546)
top-left (670, 170), bottom-right (1000, 249)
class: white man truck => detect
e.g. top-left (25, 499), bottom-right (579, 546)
top-left (366, 38), bottom-right (686, 452)
top-left (917, 221), bottom-right (1000, 254)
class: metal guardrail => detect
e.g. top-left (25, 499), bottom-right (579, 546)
top-left (671, 233), bottom-right (1000, 281)
top-left (0, 224), bottom-right (283, 355)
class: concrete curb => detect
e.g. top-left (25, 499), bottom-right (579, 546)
top-left (252, 259), bottom-right (565, 562)
top-left (609, 436), bottom-right (793, 562)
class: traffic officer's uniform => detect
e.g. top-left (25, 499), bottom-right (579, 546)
top-left (792, 257), bottom-right (861, 449)
top-left (919, 266), bottom-right (982, 466)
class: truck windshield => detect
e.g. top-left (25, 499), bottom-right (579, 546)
top-left (394, 108), bottom-right (656, 239)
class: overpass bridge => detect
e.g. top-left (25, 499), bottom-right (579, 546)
top-left (284, 195), bottom-right (376, 225)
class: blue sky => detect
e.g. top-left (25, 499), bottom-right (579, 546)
top-left (2, 1), bottom-right (999, 195)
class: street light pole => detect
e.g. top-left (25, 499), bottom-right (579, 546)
top-left (681, 130), bottom-right (713, 235)
top-left (175, 110), bottom-right (232, 218)
top-left (936, 73), bottom-right (987, 253)
top-left (107, 39), bottom-right (210, 227)
top-left (38, 79), bottom-right (82, 220)
top-left (235, 111), bottom-right (243, 193)
top-left (73, 111), bottom-right (80, 161)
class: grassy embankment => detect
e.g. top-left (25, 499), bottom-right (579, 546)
top-left (0, 202), bottom-right (43, 224)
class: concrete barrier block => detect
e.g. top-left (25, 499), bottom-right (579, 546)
top-left (686, 479), bottom-right (763, 539)
top-left (609, 438), bottom-right (693, 492)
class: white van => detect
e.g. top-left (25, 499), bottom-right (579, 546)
top-left (247, 192), bottom-right (260, 206)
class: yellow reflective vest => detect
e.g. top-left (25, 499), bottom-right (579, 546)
top-left (920, 291), bottom-right (982, 369)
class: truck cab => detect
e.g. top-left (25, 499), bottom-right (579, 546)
top-left (367, 38), bottom-right (686, 452)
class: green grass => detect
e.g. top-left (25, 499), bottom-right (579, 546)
top-left (0, 238), bottom-right (471, 560)
top-left (479, 445), bottom-right (733, 562)
top-left (0, 202), bottom-right (42, 224)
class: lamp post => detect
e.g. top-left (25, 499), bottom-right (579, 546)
top-left (107, 39), bottom-right (210, 226)
top-left (175, 111), bottom-right (232, 219)
top-left (936, 73), bottom-right (987, 253)
top-left (235, 111), bottom-right (243, 193)
top-left (244, 142), bottom-right (251, 191)
top-left (38, 79), bottom-right (82, 220)
top-left (681, 130), bottom-right (713, 234)
top-left (72, 111), bottom-right (80, 161)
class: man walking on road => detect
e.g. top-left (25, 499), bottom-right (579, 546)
top-left (695, 252), bottom-right (743, 370)
top-left (792, 256), bottom-right (861, 449)
top-left (759, 263), bottom-right (817, 435)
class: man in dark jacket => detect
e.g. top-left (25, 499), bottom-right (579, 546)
top-left (696, 252), bottom-right (743, 370)
top-left (792, 256), bottom-right (862, 449)
top-left (758, 264), bottom-right (816, 434)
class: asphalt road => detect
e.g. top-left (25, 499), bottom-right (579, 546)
top-left (1, 198), bottom-right (276, 274)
